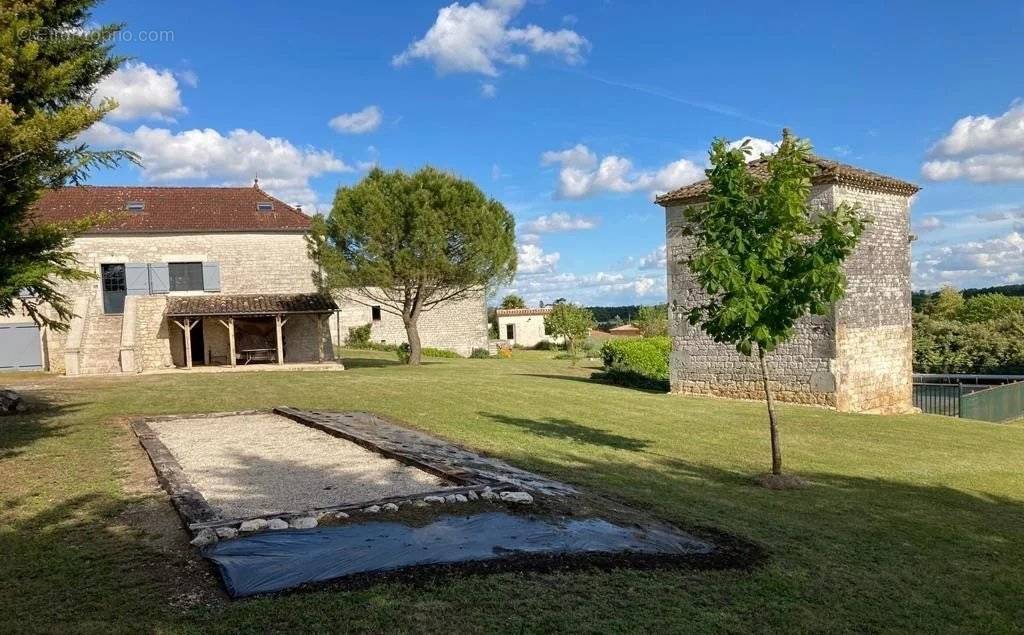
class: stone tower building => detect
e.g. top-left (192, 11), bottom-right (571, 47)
top-left (655, 156), bottom-right (919, 414)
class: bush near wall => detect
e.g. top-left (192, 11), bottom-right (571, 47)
top-left (595, 336), bottom-right (671, 390)
top-left (347, 323), bottom-right (372, 346)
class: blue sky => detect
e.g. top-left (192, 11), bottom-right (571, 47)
top-left (82, 0), bottom-right (1024, 305)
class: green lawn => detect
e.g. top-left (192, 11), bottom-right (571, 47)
top-left (1, 350), bottom-right (1022, 633)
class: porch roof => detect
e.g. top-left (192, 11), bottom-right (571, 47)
top-left (165, 293), bottom-right (337, 317)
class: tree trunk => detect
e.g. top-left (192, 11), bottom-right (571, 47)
top-left (404, 317), bottom-right (422, 365)
top-left (758, 347), bottom-right (783, 475)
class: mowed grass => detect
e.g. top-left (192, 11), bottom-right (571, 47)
top-left (1, 349), bottom-right (1023, 633)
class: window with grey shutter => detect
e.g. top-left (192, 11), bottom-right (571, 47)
top-left (125, 263), bottom-right (150, 295)
top-left (169, 262), bottom-right (203, 291)
top-left (202, 262), bottom-right (221, 292)
top-left (148, 263), bottom-right (170, 294)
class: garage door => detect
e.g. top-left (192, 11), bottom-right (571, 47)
top-left (0, 323), bottom-right (42, 371)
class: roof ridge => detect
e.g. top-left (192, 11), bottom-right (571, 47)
top-left (655, 153), bottom-right (919, 206)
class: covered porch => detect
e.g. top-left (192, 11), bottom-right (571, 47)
top-left (165, 293), bottom-right (338, 370)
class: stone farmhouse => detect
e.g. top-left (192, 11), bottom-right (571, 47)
top-left (0, 185), bottom-right (486, 374)
top-left (655, 156), bottom-right (919, 414)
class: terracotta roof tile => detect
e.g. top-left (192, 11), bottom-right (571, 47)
top-left (655, 155), bottom-right (920, 206)
top-left (165, 293), bottom-right (337, 316)
top-left (28, 186), bottom-right (312, 233)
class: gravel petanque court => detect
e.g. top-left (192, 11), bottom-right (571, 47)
top-left (148, 413), bottom-right (451, 519)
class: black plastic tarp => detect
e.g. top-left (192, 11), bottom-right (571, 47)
top-left (204, 511), bottom-right (712, 597)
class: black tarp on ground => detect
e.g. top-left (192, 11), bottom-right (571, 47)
top-left (204, 511), bottom-right (713, 597)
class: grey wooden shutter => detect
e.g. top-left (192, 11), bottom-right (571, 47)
top-left (202, 262), bottom-right (221, 292)
top-left (125, 263), bottom-right (150, 295)
top-left (148, 263), bottom-right (170, 294)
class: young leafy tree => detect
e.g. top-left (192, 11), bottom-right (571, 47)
top-left (635, 304), bottom-right (668, 337)
top-left (0, 0), bottom-right (136, 329)
top-left (500, 294), bottom-right (525, 309)
top-left (923, 285), bottom-right (965, 320)
top-left (544, 302), bottom-right (594, 365)
top-left (683, 130), bottom-right (866, 479)
top-left (309, 166), bottom-right (517, 365)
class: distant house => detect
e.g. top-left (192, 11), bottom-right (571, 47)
top-left (1, 184), bottom-right (485, 374)
top-left (495, 307), bottom-right (562, 348)
top-left (608, 324), bottom-right (642, 337)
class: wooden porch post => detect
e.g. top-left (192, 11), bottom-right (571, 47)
top-left (228, 317), bottom-right (236, 367)
top-left (172, 318), bottom-right (194, 369)
top-left (218, 317), bottom-right (237, 367)
top-left (177, 317), bottom-right (193, 369)
top-left (275, 314), bottom-right (284, 365)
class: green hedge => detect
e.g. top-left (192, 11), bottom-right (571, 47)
top-left (913, 314), bottom-right (1024, 374)
top-left (422, 347), bottom-right (461, 358)
top-left (596, 336), bottom-right (670, 390)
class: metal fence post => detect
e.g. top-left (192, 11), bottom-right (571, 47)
top-left (957, 382), bottom-right (964, 418)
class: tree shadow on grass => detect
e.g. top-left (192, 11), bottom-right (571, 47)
top-left (339, 356), bottom-right (404, 369)
top-left (494, 447), bottom-right (1024, 632)
top-left (479, 411), bottom-right (650, 452)
top-left (516, 373), bottom-right (669, 394)
top-left (0, 391), bottom-right (84, 460)
top-left (0, 491), bottom-right (222, 631)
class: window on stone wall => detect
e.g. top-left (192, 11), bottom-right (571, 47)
top-left (371, 305), bottom-right (382, 321)
top-left (169, 262), bottom-right (204, 291)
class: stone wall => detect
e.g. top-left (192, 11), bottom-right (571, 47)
top-left (329, 289), bottom-right (488, 357)
top-left (663, 183), bottom-right (914, 413)
top-left (135, 296), bottom-right (174, 370)
top-left (830, 186), bottom-right (914, 413)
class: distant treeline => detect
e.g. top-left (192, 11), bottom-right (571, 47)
top-left (912, 284), bottom-right (1024, 311)
top-left (587, 304), bottom-right (666, 328)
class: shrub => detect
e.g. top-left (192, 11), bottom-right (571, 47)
top-left (347, 323), bottom-right (372, 346)
top-left (469, 347), bottom-right (490, 359)
top-left (533, 339), bottom-right (557, 351)
top-left (497, 345), bottom-right (513, 359)
top-left (422, 347), bottom-right (460, 358)
top-left (596, 336), bottom-right (671, 390)
top-left (396, 342), bottom-right (411, 364)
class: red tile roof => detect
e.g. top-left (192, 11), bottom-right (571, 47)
top-left (165, 293), bottom-right (337, 316)
top-left (655, 155), bottom-right (920, 206)
top-left (28, 186), bottom-right (312, 233)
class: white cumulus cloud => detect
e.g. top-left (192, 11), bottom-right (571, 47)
top-left (517, 242), bottom-right (560, 274)
top-left (725, 136), bottom-right (778, 161)
top-left (914, 215), bottom-right (945, 233)
top-left (79, 122), bottom-right (352, 211)
top-left (922, 100), bottom-right (1024, 182)
top-left (393, 0), bottom-right (589, 77)
top-left (638, 244), bottom-right (667, 270)
top-left (522, 212), bottom-right (597, 233)
top-left (92, 62), bottom-right (187, 122)
top-left (914, 231), bottom-right (1024, 288)
top-left (542, 144), bottom-right (704, 199)
top-left (329, 106), bottom-right (383, 134)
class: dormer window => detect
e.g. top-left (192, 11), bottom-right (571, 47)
top-left (256, 201), bottom-right (274, 212)
top-left (126, 201), bottom-right (145, 213)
